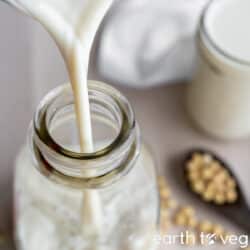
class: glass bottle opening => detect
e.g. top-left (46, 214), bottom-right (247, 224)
top-left (30, 81), bottom-right (140, 188)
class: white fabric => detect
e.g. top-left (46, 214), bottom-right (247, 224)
top-left (97, 0), bottom-right (209, 88)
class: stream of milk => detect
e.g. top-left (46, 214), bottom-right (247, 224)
top-left (12, 0), bottom-right (114, 237)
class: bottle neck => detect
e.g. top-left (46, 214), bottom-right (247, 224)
top-left (30, 81), bottom-right (140, 189)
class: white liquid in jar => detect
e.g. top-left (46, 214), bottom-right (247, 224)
top-left (15, 145), bottom-right (158, 250)
top-left (205, 0), bottom-right (250, 62)
top-left (187, 0), bottom-right (250, 139)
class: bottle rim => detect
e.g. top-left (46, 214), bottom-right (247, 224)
top-left (33, 81), bottom-right (136, 160)
top-left (30, 81), bottom-right (140, 188)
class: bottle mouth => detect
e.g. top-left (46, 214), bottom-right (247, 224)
top-left (31, 81), bottom-right (140, 188)
top-left (199, 0), bottom-right (250, 67)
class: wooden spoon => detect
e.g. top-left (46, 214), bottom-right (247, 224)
top-left (184, 149), bottom-right (250, 234)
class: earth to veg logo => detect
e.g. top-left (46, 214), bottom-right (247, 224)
top-left (153, 231), bottom-right (249, 248)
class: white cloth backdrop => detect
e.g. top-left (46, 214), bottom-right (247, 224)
top-left (97, 0), bottom-right (209, 87)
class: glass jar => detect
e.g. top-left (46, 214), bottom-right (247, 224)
top-left (14, 81), bottom-right (159, 250)
top-left (187, 0), bottom-right (250, 140)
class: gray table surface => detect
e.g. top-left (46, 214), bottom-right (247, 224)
top-left (1, 83), bottom-right (249, 250)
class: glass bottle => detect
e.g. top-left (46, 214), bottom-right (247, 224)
top-left (14, 81), bottom-right (160, 250)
